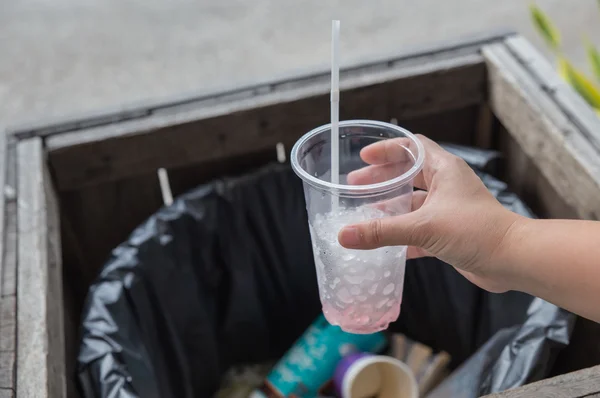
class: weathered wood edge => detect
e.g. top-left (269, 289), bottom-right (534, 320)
top-left (0, 135), bottom-right (17, 396)
top-left (7, 29), bottom-right (514, 141)
top-left (504, 36), bottom-right (600, 153)
top-left (484, 364), bottom-right (600, 398)
top-left (45, 50), bottom-right (487, 191)
top-left (47, 52), bottom-right (485, 150)
top-left (0, 132), bottom-right (16, 397)
top-left (2, 137), bottom-right (17, 298)
top-left (483, 43), bottom-right (600, 220)
top-left (16, 137), bottom-right (66, 398)
top-left (0, 132), bottom-right (6, 293)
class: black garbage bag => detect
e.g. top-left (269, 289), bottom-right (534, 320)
top-left (78, 165), bottom-right (321, 398)
top-left (426, 298), bottom-right (572, 397)
top-left (77, 145), bottom-right (575, 398)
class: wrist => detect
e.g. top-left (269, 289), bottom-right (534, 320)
top-left (488, 211), bottom-right (533, 292)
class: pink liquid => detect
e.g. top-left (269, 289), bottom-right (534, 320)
top-left (322, 300), bottom-right (401, 334)
top-left (310, 207), bottom-right (407, 334)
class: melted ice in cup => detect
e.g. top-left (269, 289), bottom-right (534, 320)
top-left (291, 120), bottom-right (424, 334)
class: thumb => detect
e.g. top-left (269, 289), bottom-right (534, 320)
top-left (338, 210), bottom-right (428, 250)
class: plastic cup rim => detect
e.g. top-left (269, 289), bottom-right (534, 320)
top-left (290, 120), bottom-right (425, 196)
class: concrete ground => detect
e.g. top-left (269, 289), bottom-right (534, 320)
top-left (1, 0), bottom-right (600, 128)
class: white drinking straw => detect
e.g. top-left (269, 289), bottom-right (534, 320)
top-left (331, 20), bottom-right (340, 211)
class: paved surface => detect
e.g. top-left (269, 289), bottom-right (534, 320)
top-left (1, 0), bottom-right (600, 127)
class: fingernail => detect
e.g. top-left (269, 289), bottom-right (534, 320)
top-left (339, 226), bottom-right (361, 247)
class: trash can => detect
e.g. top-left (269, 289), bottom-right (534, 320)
top-left (7, 32), bottom-right (600, 398)
top-left (77, 145), bottom-right (574, 398)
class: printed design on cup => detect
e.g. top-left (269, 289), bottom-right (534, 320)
top-left (338, 343), bottom-right (357, 358)
top-left (260, 315), bottom-right (386, 397)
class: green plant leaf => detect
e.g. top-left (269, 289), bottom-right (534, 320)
top-left (530, 3), bottom-right (561, 51)
top-left (585, 39), bottom-right (600, 82)
top-left (559, 57), bottom-right (600, 109)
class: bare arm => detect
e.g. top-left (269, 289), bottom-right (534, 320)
top-left (500, 218), bottom-right (600, 322)
top-left (338, 135), bottom-right (600, 322)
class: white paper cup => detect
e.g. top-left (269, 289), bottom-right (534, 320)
top-left (335, 353), bottom-right (418, 398)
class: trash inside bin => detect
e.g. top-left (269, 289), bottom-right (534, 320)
top-left (77, 144), bottom-right (575, 398)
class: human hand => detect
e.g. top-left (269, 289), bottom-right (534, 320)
top-left (338, 135), bottom-right (524, 293)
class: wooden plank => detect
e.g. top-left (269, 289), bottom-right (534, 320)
top-left (2, 139), bottom-right (17, 298)
top-left (0, 299), bottom-right (16, 391)
top-left (59, 146), bottom-right (277, 291)
top-left (49, 54), bottom-right (484, 151)
top-left (483, 365), bottom-right (600, 398)
top-left (43, 149), bottom-right (67, 398)
top-left (499, 128), bottom-right (578, 219)
top-left (386, 53), bottom-right (485, 118)
top-left (504, 35), bottom-right (600, 153)
top-left (16, 137), bottom-right (66, 398)
top-left (475, 102), bottom-right (494, 149)
top-left (400, 105), bottom-right (479, 145)
top-left (0, 134), bottom-right (8, 393)
top-left (0, 296), bottom-right (15, 391)
top-left (483, 43), bottom-right (600, 220)
top-left (60, 171), bottom-right (163, 293)
top-left (0, 296), bottom-right (16, 354)
top-left (46, 52), bottom-right (486, 191)
top-left (10, 29), bottom-right (513, 141)
top-left (56, 103), bottom-right (479, 295)
top-left (0, 133), bottom-right (6, 298)
top-left (0, 136), bottom-right (17, 393)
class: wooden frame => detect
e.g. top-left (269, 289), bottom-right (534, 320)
top-left (0, 135), bottom-right (67, 397)
top-left (43, 42), bottom-right (488, 191)
top-left (485, 365), bottom-right (600, 398)
top-left (484, 37), bottom-right (600, 220)
top-left (0, 134), bottom-right (17, 398)
top-left (16, 138), bottom-right (66, 397)
top-left (1, 31), bottom-right (599, 397)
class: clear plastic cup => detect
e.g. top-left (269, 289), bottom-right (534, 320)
top-left (291, 120), bottom-right (424, 334)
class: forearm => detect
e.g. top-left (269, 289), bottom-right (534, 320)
top-left (500, 217), bottom-right (600, 322)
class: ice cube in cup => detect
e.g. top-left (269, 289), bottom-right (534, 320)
top-left (291, 120), bottom-right (424, 334)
